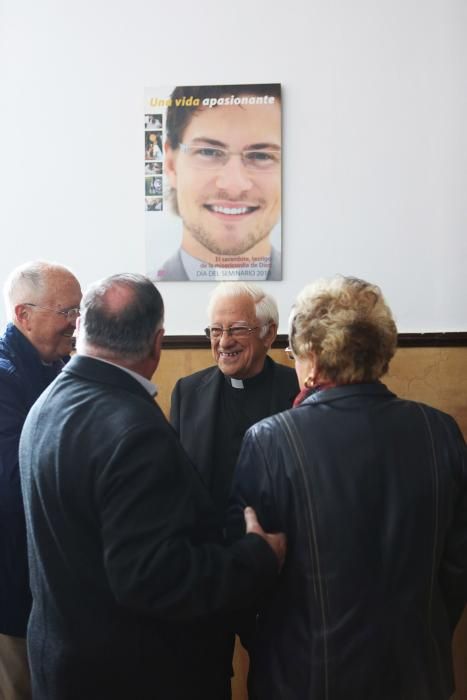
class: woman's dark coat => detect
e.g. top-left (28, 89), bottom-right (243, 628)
top-left (230, 382), bottom-right (467, 700)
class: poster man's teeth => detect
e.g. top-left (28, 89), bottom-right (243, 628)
top-left (211, 206), bottom-right (250, 215)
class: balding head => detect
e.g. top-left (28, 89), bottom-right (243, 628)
top-left (76, 274), bottom-right (164, 372)
top-left (4, 261), bottom-right (82, 362)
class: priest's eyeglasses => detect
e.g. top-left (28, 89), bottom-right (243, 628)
top-left (24, 303), bottom-right (80, 322)
top-left (204, 325), bottom-right (262, 339)
top-left (180, 143), bottom-right (281, 171)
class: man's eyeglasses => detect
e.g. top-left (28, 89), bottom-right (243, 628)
top-left (204, 325), bottom-right (264, 340)
top-left (180, 143), bottom-right (281, 172)
top-left (284, 347), bottom-right (295, 361)
top-left (24, 303), bottom-right (80, 322)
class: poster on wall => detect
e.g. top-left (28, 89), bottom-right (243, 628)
top-left (144, 83), bottom-right (282, 282)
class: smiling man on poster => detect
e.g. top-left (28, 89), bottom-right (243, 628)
top-left (154, 84), bottom-right (282, 282)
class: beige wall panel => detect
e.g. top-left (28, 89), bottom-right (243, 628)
top-left (156, 348), bottom-right (213, 418)
top-left (385, 348), bottom-right (467, 440)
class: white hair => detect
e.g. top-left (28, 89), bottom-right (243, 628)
top-left (207, 282), bottom-right (278, 337)
top-left (3, 260), bottom-right (76, 320)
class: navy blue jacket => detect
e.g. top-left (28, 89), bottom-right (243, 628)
top-left (0, 323), bottom-right (64, 636)
top-left (229, 382), bottom-right (467, 700)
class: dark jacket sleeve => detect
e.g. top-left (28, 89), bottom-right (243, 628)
top-left (439, 418), bottom-right (467, 630)
top-left (169, 379), bottom-right (181, 434)
top-left (227, 418), bottom-right (286, 542)
top-left (225, 419), bottom-right (286, 648)
top-left (0, 367), bottom-right (27, 512)
top-left (97, 417), bottom-right (278, 621)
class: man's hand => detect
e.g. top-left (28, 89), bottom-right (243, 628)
top-left (244, 506), bottom-right (286, 571)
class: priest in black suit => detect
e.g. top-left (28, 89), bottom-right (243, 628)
top-left (170, 282), bottom-right (299, 519)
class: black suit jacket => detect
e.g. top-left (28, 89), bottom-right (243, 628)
top-left (170, 357), bottom-right (299, 497)
top-left (19, 355), bottom-right (277, 700)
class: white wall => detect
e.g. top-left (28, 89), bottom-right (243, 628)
top-left (1, 0), bottom-right (466, 333)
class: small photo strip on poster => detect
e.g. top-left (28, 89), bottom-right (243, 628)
top-left (144, 114), bottom-right (163, 211)
top-left (145, 176), bottom-right (162, 196)
top-left (145, 197), bottom-right (163, 211)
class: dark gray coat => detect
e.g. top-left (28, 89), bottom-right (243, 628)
top-left (229, 382), bottom-right (467, 700)
top-left (19, 355), bottom-right (277, 700)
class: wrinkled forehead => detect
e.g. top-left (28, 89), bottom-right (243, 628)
top-left (210, 294), bottom-right (257, 325)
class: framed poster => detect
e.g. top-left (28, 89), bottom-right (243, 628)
top-left (144, 83), bottom-right (282, 282)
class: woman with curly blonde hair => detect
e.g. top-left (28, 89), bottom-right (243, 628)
top-left (229, 275), bottom-right (467, 700)
top-left (288, 275), bottom-right (397, 395)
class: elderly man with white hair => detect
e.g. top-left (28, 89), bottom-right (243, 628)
top-left (170, 282), bottom-right (298, 698)
top-left (171, 281), bottom-right (299, 518)
top-left (0, 260), bottom-right (81, 700)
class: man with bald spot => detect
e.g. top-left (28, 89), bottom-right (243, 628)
top-left (0, 261), bottom-right (81, 700)
top-left (18, 273), bottom-right (285, 700)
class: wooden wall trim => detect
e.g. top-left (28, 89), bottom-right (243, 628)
top-left (396, 332), bottom-right (467, 347)
top-left (163, 332), bottom-right (467, 350)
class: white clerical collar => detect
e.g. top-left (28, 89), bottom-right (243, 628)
top-left (81, 355), bottom-right (158, 397)
top-left (230, 377), bottom-right (244, 389)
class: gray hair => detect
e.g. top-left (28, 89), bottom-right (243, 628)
top-left (78, 273), bottom-right (164, 362)
top-left (3, 260), bottom-right (76, 319)
top-left (207, 282), bottom-right (279, 337)
top-left (289, 275), bottom-right (397, 383)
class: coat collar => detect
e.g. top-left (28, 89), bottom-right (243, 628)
top-left (196, 355), bottom-right (286, 404)
top-left (193, 356), bottom-right (296, 468)
top-left (63, 354), bottom-right (155, 403)
top-left (1, 322), bottom-right (64, 370)
top-left (300, 381), bottom-right (396, 407)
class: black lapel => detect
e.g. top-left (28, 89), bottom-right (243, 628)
top-left (63, 355), bottom-right (155, 404)
top-left (268, 358), bottom-right (299, 414)
top-left (188, 368), bottom-right (223, 484)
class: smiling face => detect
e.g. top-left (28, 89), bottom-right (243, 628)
top-left (165, 100), bottom-right (281, 263)
top-left (209, 293), bottom-right (276, 379)
top-left (17, 270), bottom-right (82, 362)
